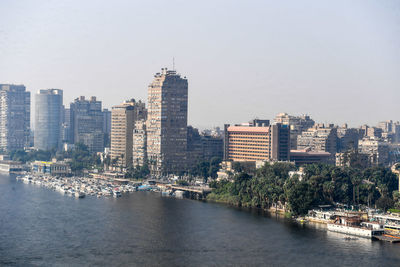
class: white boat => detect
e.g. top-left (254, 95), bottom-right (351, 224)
top-left (327, 216), bottom-right (384, 238)
top-left (174, 190), bottom-right (185, 199)
top-left (113, 191), bottom-right (122, 198)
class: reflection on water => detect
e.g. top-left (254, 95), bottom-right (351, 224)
top-left (1, 174), bottom-right (399, 266)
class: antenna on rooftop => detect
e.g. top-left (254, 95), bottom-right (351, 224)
top-left (173, 57), bottom-right (175, 71)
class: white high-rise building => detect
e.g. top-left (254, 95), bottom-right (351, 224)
top-left (0, 84), bottom-right (31, 151)
top-left (34, 89), bottom-right (63, 151)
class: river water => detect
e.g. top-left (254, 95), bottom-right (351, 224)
top-left (1, 173), bottom-right (399, 266)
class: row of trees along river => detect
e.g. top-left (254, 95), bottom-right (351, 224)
top-left (208, 162), bottom-right (399, 216)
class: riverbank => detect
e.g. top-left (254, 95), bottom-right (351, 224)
top-left (15, 173), bottom-right (400, 243)
top-left (4, 172), bottom-right (400, 266)
top-left (205, 191), bottom-right (292, 218)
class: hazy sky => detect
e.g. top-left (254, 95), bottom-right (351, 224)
top-left (1, 0), bottom-right (399, 129)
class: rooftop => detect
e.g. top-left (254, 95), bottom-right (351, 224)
top-left (290, 149), bottom-right (331, 156)
top-left (227, 126), bottom-right (270, 133)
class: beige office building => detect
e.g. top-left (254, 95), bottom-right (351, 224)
top-left (146, 68), bottom-right (188, 175)
top-left (111, 99), bottom-right (146, 169)
top-left (223, 122), bottom-right (290, 162)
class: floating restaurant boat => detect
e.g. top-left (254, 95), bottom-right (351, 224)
top-left (327, 215), bottom-right (384, 238)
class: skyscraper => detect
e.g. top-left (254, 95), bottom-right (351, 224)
top-left (34, 89), bottom-right (63, 151)
top-left (70, 96), bottom-right (104, 152)
top-left (102, 108), bottom-right (111, 148)
top-left (0, 84), bottom-right (30, 151)
top-left (110, 99), bottom-right (146, 168)
top-left (146, 68), bottom-right (188, 175)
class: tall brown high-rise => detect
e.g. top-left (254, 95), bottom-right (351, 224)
top-left (146, 68), bottom-right (188, 176)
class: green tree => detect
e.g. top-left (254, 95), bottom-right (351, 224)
top-left (376, 196), bottom-right (395, 212)
top-left (287, 181), bottom-right (314, 216)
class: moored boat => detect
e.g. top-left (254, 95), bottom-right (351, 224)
top-left (74, 192), bottom-right (85, 198)
top-left (327, 216), bottom-right (384, 238)
top-left (113, 191), bottom-right (122, 198)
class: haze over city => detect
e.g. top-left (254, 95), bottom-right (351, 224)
top-left (3, 1), bottom-right (400, 266)
top-left (0, 0), bottom-right (399, 128)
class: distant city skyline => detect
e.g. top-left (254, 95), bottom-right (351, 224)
top-left (1, 0), bottom-right (399, 128)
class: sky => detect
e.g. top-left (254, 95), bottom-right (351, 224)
top-left (0, 0), bottom-right (399, 129)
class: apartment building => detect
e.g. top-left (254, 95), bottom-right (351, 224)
top-left (70, 96), bottom-right (104, 152)
top-left (274, 113), bottom-right (315, 150)
top-left (132, 119), bottom-right (147, 167)
top-left (358, 137), bottom-right (390, 166)
top-left (297, 124), bottom-right (338, 155)
top-left (0, 84), bottom-right (30, 151)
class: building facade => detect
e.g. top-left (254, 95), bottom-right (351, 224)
top-left (377, 120), bottom-right (400, 144)
top-left (290, 149), bottom-right (332, 166)
top-left (133, 120), bottom-right (147, 167)
top-left (186, 126), bottom-right (224, 169)
top-left (358, 137), bottom-right (390, 166)
top-left (367, 127), bottom-right (383, 139)
top-left (335, 151), bottom-right (370, 168)
top-left (201, 135), bottom-right (223, 160)
top-left (223, 122), bottom-right (290, 162)
top-left (111, 99), bottom-right (146, 169)
top-left (31, 160), bottom-right (71, 176)
top-left (395, 124), bottom-right (400, 143)
top-left (34, 89), bottom-right (63, 151)
top-left (186, 126), bottom-right (203, 168)
top-left (102, 108), bottom-right (111, 148)
top-left (61, 108), bottom-right (71, 144)
top-left (274, 113), bottom-right (315, 150)
top-left (297, 124), bottom-right (338, 155)
top-left (70, 96), bottom-right (104, 152)
top-left (146, 68), bottom-right (188, 175)
top-left (0, 84), bottom-right (31, 151)
top-left (337, 124), bottom-right (359, 152)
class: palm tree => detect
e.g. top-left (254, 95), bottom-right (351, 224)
top-left (323, 181), bottom-right (335, 203)
top-left (350, 176), bottom-right (361, 205)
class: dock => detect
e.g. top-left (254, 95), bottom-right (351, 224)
top-left (373, 234), bottom-right (400, 243)
top-left (165, 185), bottom-right (213, 199)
